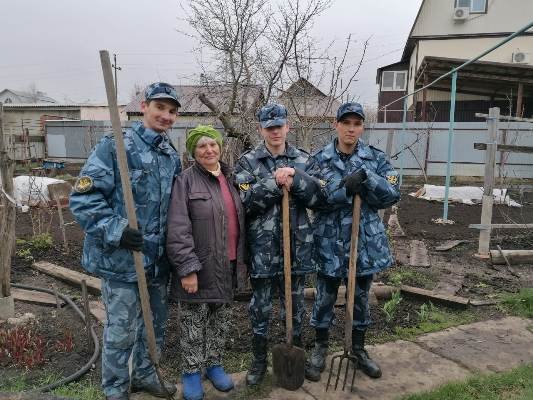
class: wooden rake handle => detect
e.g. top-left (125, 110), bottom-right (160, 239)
top-left (282, 187), bottom-right (293, 345)
top-left (344, 194), bottom-right (362, 352)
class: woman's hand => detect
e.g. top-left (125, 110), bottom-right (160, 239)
top-left (181, 273), bottom-right (198, 294)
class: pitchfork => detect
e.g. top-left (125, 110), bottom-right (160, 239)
top-left (326, 194), bottom-right (362, 392)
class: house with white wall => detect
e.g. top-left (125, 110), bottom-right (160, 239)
top-left (376, 0), bottom-right (533, 122)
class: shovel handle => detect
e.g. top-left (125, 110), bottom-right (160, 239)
top-left (345, 195), bottom-right (362, 352)
top-left (282, 187), bottom-right (293, 345)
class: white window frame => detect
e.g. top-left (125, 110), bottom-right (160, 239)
top-left (381, 71), bottom-right (407, 92)
top-left (455, 0), bottom-right (487, 14)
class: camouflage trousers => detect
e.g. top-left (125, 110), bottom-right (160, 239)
top-left (249, 275), bottom-right (306, 337)
top-left (310, 273), bottom-right (373, 331)
top-left (101, 276), bottom-right (168, 397)
top-left (178, 302), bottom-right (231, 374)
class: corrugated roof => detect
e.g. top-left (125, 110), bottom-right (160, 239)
top-left (124, 84), bottom-right (264, 115)
top-left (0, 89), bottom-right (57, 103)
top-left (3, 103), bottom-right (123, 109)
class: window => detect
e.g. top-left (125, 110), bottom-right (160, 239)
top-left (455, 0), bottom-right (487, 13)
top-left (4, 98), bottom-right (12, 103)
top-left (381, 71), bottom-right (407, 91)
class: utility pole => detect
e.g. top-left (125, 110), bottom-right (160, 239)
top-left (112, 53), bottom-right (122, 100)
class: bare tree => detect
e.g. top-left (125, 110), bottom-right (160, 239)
top-left (181, 0), bottom-right (336, 149)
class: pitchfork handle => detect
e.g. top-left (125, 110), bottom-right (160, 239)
top-left (345, 195), bottom-right (362, 352)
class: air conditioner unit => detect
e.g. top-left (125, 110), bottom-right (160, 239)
top-left (453, 7), bottom-right (470, 20)
top-left (512, 52), bottom-right (530, 64)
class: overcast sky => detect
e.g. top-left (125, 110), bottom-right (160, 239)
top-left (0, 0), bottom-right (422, 106)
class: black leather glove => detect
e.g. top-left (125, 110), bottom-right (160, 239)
top-left (119, 227), bottom-right (143, 251)
top-left (341, 169), bottom-right (366, 196)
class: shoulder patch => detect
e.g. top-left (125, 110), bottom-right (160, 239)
top-left (386, 171), bottom-right (399, 185)
top-left (239, 183), bottom-right (250, 191)
top-left (74, 176), bottom-right (94, 193)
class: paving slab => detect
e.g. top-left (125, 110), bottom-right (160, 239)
top-left (124, 317), bottom-right (533, 400)
top-left (416, 316), bottom-right (533, 373)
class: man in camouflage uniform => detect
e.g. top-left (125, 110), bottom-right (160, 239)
top-left (70, 83), bottom-right (181, 400)
top-left (234, 103), bottom-right (324, 386)
top-left (305, 102), bottom-right (400, 382)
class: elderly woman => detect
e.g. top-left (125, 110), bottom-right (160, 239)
top-left (166, 125), bottom-right (246, 400)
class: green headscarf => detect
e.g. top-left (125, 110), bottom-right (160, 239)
top-left (186, 125), bottom-right (223, 155)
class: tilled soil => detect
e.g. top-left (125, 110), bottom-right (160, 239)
top-left (5, 187), bottom-right (532, 383)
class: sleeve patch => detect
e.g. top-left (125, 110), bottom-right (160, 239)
top-left (74, 176), bottom-right (94, 193)
top-left (386, 173), bottom-right (398, 185)
top-left (239, 183), bottom-right (250, 191)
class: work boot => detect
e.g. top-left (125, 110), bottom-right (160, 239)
top-left (130, 379), bottom-right (177, 398)
top-left (246, 334), bottom-right (268, 386)
top-left (305, 328), bottom-right (329, 382)
top-left (352, 329), bottom-right (382, 378)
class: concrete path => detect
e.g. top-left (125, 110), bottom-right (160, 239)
top-left (131, 316), bottom-right (533, 400)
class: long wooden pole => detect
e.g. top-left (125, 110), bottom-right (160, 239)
top-left (344, 195), bottom-right (361, 352)
top-left (477, 107), bottom-right (499, 257)
top-left (99, 50), bottom-right (172, 399)
top-left (282, 187), bottom-right (293, 345)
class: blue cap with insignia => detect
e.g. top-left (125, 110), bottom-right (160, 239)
top-left (257, 103), bottom-right (288, 128)
top-left (144, 82), bottom-right (181, 107)
top-left (336, 102), bottom-right (365, 121)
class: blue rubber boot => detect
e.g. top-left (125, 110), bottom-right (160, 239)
top-left (205, 365), bottom-right (234, 392)
top-left (181, 372), bottom-right (203, 400)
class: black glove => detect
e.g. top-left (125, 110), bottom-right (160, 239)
top-left (341, 169), bottom-right (366, 196)
top-left (119, 227), bottom-right (143, 251)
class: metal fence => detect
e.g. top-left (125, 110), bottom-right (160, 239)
top-left (364, 121), bottom-right (533, 179)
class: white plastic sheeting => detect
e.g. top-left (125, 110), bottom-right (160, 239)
top-left (13, 176), bottom-right (67, 206)
top-left (409, 184), bottom-right (522, 208)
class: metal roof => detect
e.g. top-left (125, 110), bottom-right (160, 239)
top-left (124, 84), bottom-right (264, 115)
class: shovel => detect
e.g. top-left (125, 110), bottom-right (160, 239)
top-left (326, 194), bottom-right (362, 392)
top-left (272, 187), bottom-right (306, 390)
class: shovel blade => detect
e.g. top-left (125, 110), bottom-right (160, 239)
top-left (272, 343), bottom-right (306, 391)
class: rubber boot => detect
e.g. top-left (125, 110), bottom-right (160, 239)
top-left (181, 371), bottom-right (204, 400)
top-left (352, 329), bottom-right (382, 378)
top-left (205, 365), bottom-right (234, 392)
top-left (246, 335), bottom-right (268, 386)
top-left (305, 328), bottom-right (329, 382)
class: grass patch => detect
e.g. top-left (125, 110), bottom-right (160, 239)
top-left (401, 363), bottom-right (533, 400)
top-left (0, 373), bottom-right (103, 400)
top-left (500, 289), bottom-right (533, 318)
top-left (395, 305), bottom-right (478, 340)
top-left (385, 266), bottom-right (435, 289)
top-left (224, 350), bottom-right (253, 374)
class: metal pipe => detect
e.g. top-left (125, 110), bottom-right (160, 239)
top-left (399, 98), bottom-right (408, 187)
top-left (443, 71), bottom-right (458, 221)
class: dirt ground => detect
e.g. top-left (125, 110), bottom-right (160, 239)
top-left (3, 186), bottom-right (532, 390)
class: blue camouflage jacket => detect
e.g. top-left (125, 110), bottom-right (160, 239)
top-left (69, 122), bottom-right (181, 282)
top-left (234, 142), bottom-right (325, 278)
top-left (312, 138), bottom-right (400, 278)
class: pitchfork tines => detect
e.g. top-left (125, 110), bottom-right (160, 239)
top-left (326, 195), bottom-right (362, 392)
top-left (326, 351), bottom-right (358, 392)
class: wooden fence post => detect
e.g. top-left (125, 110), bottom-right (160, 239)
top-left (477, 107), bottom-right (499, 258)
top-left (0, 102), bottom-right (16, 318)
